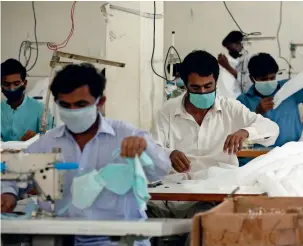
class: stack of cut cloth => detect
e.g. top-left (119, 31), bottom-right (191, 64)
top-left (164, 142), bottom-right (303, 197)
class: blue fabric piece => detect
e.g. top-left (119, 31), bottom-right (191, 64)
top-left (0, 198), bottom-right (37, 220)
top-left (1, 96), bottom-right (54, 141)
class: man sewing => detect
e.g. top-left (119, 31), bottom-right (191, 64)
top-left (1, 63), bottom-right (171, 246)
top-left (237, 53), bottom-right (303, 165)
top-left (1, 59), bottom-right (54, 142)
top-left (151, 50), bottom-right (279, 175)
top-left (217, 31), bottom-right (252, 97)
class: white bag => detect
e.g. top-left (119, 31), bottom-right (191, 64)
top-left (273, 70), bottom-right (303, 109)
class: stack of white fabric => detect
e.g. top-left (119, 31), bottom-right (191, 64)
top-left (164, 142), bottom-right (303, 197)
top-left (199, 142), bottom-right (303, 196)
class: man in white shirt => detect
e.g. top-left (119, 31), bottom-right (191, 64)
top-left (148, 50), bottom-right (279, 245)
top-left (217, 31), bottom-right (252, 98)
top-left (151, 50), bottom-right (279, 177)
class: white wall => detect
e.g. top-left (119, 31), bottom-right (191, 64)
top-left (1, 1), bottom-right (165, 129)
top-left (1, 1), bottom-right (106, 90)
top-left (164, 1), bottom-right (303, 77)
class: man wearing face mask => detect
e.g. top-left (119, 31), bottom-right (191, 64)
top-left (217, 31), bottom-right (252, 97)
top-left (237, 53), bottom-right (303, 153)
top-left (1, 59), bottom-right (54, 142)
top-left (151, 50), bottom-right (279, 176)
top-left (1, 63), bottom-right (171, 246)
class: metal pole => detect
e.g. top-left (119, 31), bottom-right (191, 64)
top-left (169, 31), bottom-right (175, 81)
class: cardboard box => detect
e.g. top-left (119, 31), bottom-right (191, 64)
top-left (192, 197), bottom-right (303, 246)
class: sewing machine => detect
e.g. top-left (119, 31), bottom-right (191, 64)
top-left (0, 148), bottom-right (78, 215)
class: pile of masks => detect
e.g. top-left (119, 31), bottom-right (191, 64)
top-left (196, 141), bottom-right (303, 196)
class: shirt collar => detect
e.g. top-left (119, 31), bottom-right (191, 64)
top-left (5, 95), bottom-right (28, 110)
top-left (174, 94), bottom-right (222, 116)
top-left (54, 113), bottom-right (116, 138)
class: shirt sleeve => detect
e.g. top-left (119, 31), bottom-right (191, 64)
top-left (1, 181), bottom-right (19, 196)
top-left (141, 132), bottom-right (172, 181)
top-left (150, 110), bottom-right (175, 156)
top-left (231, 99), bottom-right (280, 147)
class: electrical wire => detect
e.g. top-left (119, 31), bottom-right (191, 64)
top-left (47, 1), bottom-right (77, 50)
top-left (223, 1), bottom-right (261, 37)
top-left (151, 1), bottom-right (181, 82)
top-left (26, 1), bottom-right (39, 72)
top-left (276, 1), bottom-right (292, 77)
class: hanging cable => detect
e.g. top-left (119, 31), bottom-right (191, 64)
top-left (276, 2), bottom-right (292, 77)
top-left (151, 1), bottom-right (181, 82)
top-left (26, 1), bottom-right (39, 72)
top-left (223, 2), bottom-right (261, 37)
top-left (47, 1), bottom-right (77, 50)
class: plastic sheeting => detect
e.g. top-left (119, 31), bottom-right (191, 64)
top-left (274, 70), bottom-right (303, 109)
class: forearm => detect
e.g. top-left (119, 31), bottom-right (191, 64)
top-left (224, 65), bottom-right (238, 78)
top-left (242, 117), bottom-right (279, 147)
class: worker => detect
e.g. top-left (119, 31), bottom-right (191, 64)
top-left (1, 63), bottom-right (170, 246)
top-left (1, 59), bottom-right (54, 142)
top-left (217, 31), bottom-right (252, 98)
top-left (237, 53), bottom-right (303, 165)
top-left (149, 51), bottom-right (279, 234)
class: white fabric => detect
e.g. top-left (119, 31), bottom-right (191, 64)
top-left (151, 95), bottom-right (279, 172)
top-left (273, 70), bottom-right (303, 109)
top-left (0, 134), bottom-right (40, 151)
top-left (217, 53), bottom-right (252, 99)
top-left (190, 142), bottom-right (303, 197)
top-left (27, 78), bottom-right (63, 127)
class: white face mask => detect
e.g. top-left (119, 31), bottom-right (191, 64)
top-left (58, 98), bottom-right (100, 134)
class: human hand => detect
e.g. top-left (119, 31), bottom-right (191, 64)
top-left (224, 129), bottom-right (249, 155)
top-left (256, 97), bottom-right (274, 115)
top-left (218, 54), bottom-right (230, 69)
top-left (20, 130), bottom-right (37, 141)
top-left (121, 136), bottom-right (147, 158)
top-left (170, 150), bottom-right (191, 173)
top-left (1, 193), bottom-right (17, 213)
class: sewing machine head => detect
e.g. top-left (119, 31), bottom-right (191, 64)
top-left (1, 148), bottom-right (78, 204)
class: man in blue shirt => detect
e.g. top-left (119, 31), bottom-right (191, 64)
top-left (237, 53), bottom-right (303, 165)
top-left (1, 59), bottom-right (54, 141)
top-left (1, 63), bottom-right (171, 246)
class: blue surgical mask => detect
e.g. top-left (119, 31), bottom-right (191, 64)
top-left (58, 98), bottom-right (100, 134)
top-left (189, 91), bottom-right (216, 109)
top-left (175, 78), bottom-right (184, 87)
top-left (254, 80), bottom-right (278, 96)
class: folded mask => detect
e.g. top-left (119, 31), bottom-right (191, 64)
top-left (71, 151), bottom-right (154, 211)
top-left (1, 197), bottom-right (37, 220)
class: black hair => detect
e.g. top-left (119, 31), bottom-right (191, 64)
top-left (222, 31), bottom-right (244, 47)
top-left (50, 63), bottom-right (106, 99)
top-left (248, 53), bottom-right (279, 79)
top-left (180, 50), bottom-right (219, 85)
top-left (1, 58), bottom-right (27, 81)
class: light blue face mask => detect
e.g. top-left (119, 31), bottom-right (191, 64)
top-left (189, 91), bottom-right (216, 109)
top-left (58, 97), bottom-right (100, 134)
top-left (175, 78), bottom-right (184, 87)
top-left (254, 80), bottom-right (278, 96)
top-left (71, 150), bottom-right (154, 211)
